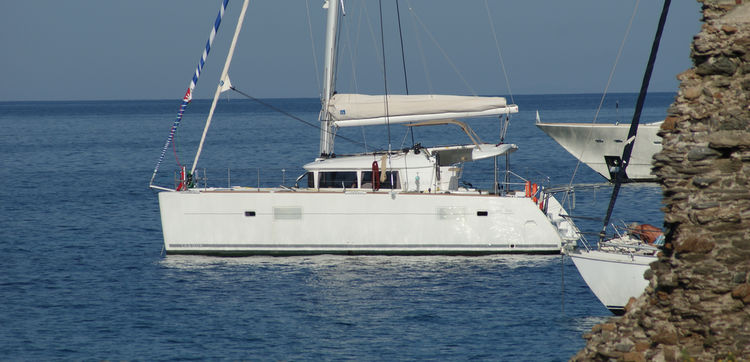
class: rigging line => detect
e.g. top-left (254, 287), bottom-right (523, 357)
top-left (229, 87), bottom-right (369, 149)
top-left (149, 0), bottom-right (229, 187)
top-left (305, 0), bottom-right (322, 97)
top-left (399, 127), bottom-right (411, 149)
top-left (342, 2), bottom-right (360, 92)
top-left (361, 126), bottom-right (369, 153)
top-left (394, 0), bottom-right (416, 147)
top-left (342, 3), bottom-right (368, 152)
top-left (172, 126), bottom-right (181, 166)
top-left (337, 1), bottom-right (364, 151)
top-left (483, 0), bottom-right (513, 104)
top-left (601, 0), bottom-right (670, 241)
top-left (353, 1), bottom-right (366, 90)
top-left (405, 2), bottom-right (476, 96)
top-left (405, 0), bottom-right (432, 93)
top-left (331, 4), bottom-right (345, 98)
top-left (395, 0), bottom-right (409, 94)
top-left (562, 0), bottom-right (640, 204)
top-left (592, 0), bottom-right (641, 126)
top-left (362, 2), bottom-right (385, 85)
top-left (349, 3), bottom-right (368, 152)
top-left (378, 0), bottom-right (393, 153)
top-left (336, 3), bottom-right (349, 92)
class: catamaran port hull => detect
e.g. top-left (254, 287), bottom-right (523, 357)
top-left (158, 189), bottom-right (566, 256)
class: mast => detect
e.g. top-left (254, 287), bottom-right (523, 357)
top-left (319, 0), bottom-right (340, 156)
top-left (599, 0), bottom-right (671, 241)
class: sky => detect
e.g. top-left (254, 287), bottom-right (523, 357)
top-left (0, 1), bottom-right (702, 102)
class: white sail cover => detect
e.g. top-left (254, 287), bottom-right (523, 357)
top-left (328, 94), bottom-right (518, 127)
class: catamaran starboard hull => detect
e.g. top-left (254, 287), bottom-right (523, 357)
top-left (159, 189), bottom-right (566, 256)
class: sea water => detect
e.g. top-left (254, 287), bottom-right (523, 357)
top-left (0, 93), bottom-right (670, 360)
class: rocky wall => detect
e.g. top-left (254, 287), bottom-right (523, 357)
top-left (573, 1), bottom-right (750, 361)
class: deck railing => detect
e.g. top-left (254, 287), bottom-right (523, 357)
top-left (171, 167), bottom-right (552, 197)
top-left (174, 167), bottom-right (304, 190)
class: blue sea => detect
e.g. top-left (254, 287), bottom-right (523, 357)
top-left (0, 93), bottom-right (670, 360)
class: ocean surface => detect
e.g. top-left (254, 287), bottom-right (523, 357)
top-left (1, 93), bottom-right (670, 360)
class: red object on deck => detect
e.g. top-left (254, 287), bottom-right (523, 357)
top-left (631, 224), bottom-right (663, 244)
top-left (524, 181), bottom-right (531, 197)
top-left (371, 161), bottom-right (380, 191)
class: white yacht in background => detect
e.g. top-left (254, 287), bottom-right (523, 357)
top-left (151, 0), bottom-right (578, 256)
top-left (536, 119), bottom-right (662, 182)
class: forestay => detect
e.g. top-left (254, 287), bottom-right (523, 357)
top-left (328, 94), bottom-right (518, 127)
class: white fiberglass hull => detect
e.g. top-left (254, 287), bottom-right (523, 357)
top-left (568, 249), bottom-right (655, 314)
top-left (535, 122), bottom-right (662, 182)
top-left (159, 189), bottom-right (566, 255)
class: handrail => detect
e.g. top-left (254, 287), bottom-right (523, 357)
top-left (544, 182), bottom-right (611, 194)
top-left (601, 241), bottom-right (659, 252)
top-left (165, 167), bottom-right (296, 190)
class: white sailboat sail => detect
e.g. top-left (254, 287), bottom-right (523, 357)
top-left (328, 94), bottom-right (517, 127)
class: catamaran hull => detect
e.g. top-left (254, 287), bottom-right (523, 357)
top-left (569, 249), bottom-right (655, 314)
top-left (158, 190), bottom-right (565, 256)
top-left (535, 122), bottom-right (662, 182)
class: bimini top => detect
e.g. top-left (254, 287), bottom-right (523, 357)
top-left (328, 94), bottom-right (518, 127)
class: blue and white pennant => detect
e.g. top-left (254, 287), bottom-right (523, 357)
top-left (150, 0), bottom-right (230, 186)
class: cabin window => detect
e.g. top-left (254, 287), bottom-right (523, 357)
top-left (318, 171), bottom-right (358, 188)
top-left (307, 172), bottom-right (315, 188)
top-left (361, 171), bottom-right (400, 189)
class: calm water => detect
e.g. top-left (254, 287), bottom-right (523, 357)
top-left (0, 93), bottom-right (670, 360)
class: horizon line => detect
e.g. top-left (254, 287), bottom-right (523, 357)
top-left (1, 90), bottom-right (678, 104)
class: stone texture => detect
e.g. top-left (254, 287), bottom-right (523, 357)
top-left (573, 2), bottom-right (750, 361)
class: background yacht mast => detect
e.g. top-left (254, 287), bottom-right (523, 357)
top-left (319, 0), bottom-right (340, 156)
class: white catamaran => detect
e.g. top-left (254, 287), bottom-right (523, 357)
top-left (151, 0), bottom-right (577, 256)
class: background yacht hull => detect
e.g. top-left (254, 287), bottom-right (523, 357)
top-left (159, 189), bottom-right (566, 255)
top-left (569, 249), bottom-right (655, 314)
top-left (535, 122), bottom-right (662, 182)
